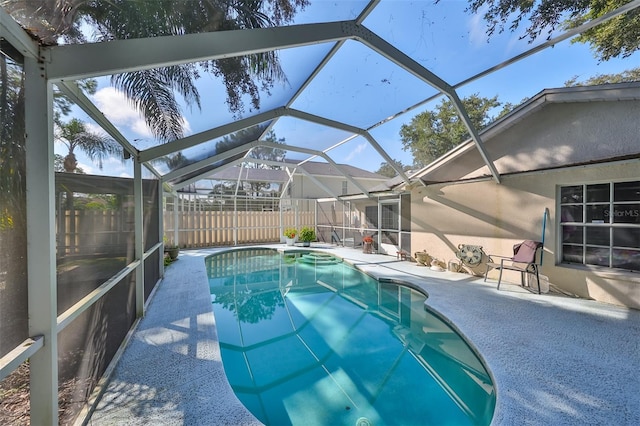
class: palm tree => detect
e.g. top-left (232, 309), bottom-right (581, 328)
top-left (3, 0), bottom-right (309, 142)
top-left (55, 118), bottom-right (122, 257)
top-left (56, 118), bottom-right (122, 173)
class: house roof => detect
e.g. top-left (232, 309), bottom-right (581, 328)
top-left (205, 167), bottom-right (289, 183)
top-left (287, 159), bottom-right (388, 180)
top-left (411, 82), bottom-right (640, 187)
top-left (204, 159), bottom-right (387, 183)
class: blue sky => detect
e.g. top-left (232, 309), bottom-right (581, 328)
top-left (57, 0), bottom-right (640, 178)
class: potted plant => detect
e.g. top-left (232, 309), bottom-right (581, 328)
top-left (299, 226), bottom-right (316, 247)
top-left (163, 236), bottom-right (180, 261)
top-left (284, 227), bottom-right (297, 246)
top-left (363, 235), bottom-right (374, 253)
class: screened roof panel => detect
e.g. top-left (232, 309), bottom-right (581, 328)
top-left (366, 94), bottom-right (450, 167)
top-left (289, 40), bottom-right (440, 129)
top-left (324, 135), bottom-right (387, 170)
top-left (289, 0), bottom-right (369, 25)
top-left (166, 153), bottom-right (247, 187)
top-left (148, 121), bottom-right (271, 175)
top-left (367, 123), bottom-right (413, 168)
top-left (188, 44), bottom-right (337, 132)
top-left (280, 151), bottom-right (319, 163)
top-left (364, 1), bottom-right (562, 85)
top-left (275, 43), bottom-right (337, 99)
top-left (456, 35), bottom-right (640, 106)
top-left (5, 0), bottom-right (640, 196)
top-left (267, 117), bottom-right (356, 153)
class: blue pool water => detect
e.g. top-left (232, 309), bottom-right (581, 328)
top-left (207, 248), bottom-right (495, 425)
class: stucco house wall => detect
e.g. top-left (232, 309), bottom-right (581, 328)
top-left (409, 84), bottom-right (640, 310)
top-left (411, 161), bottom-right (639, 309)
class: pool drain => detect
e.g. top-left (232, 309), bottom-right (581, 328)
top-left (356, 417), bottom-right (372, 426)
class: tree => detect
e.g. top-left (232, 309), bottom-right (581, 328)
top-left (400, 65), bottom-right (640, 168)
top-left (566, 1), bottom-right (640, 61)
top-left (454, 0), bottom-right (640, 61)
top-left (56, 118), bottom-right (122, 173)
top-left (210, 182), bottom-right (237, 196)
top-left (2, 0), bottom-right (309, 142)
top-left (54, 154), bottom-right (85, 173)
top-left (400, 94), bottom-right (501, 167)
top-left (247, 130), bottom-right (287, 168)
top-left (0, 51), bottom-right (25, 216)
top-left (0, 46), bottom-right (28, 357)
top-left (163, 152), bottom-right (190, 173)
top-left (565, 66), bottom-right (640, 86)
top-left (244, 130), bottom-right (287, 196)
top-left (53, 79), bottom-right (98, 125)
top-left (375, 159), bottom-right (409, 178)
top-left (213, 285), bottom-right (284, 323)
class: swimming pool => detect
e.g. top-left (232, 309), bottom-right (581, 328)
top-left (207, 248), bottom-right (495, 425)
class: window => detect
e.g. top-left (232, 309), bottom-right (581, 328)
top-left (342, 181), bottom-right (348, 195)
top-left (365, 205), bottom-right (378, 228)
top-left (560, 181), bottom-right (640, 272)
top-left (381, 203), bottom-right (399, 230)
top-left (380, 203), bottom-right (399, 245)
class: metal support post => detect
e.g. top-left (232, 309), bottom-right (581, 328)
top-left (25, 56), bottom-right (58, 425)
top-left (134, 161), bottom-right (144, 316)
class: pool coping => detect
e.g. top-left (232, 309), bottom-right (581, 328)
top-left (88, 245), bottom-right (640, 425)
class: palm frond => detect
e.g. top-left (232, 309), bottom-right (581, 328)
top-left (71, 131), bottom-right (122, 170)
top-left (112, 68), bottom-right (187, 142)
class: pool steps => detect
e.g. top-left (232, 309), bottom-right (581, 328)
top-left (295, 252), bottom-right (343, 265)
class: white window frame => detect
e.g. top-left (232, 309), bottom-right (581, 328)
top-left (559, 180), bottom-right (640, 272)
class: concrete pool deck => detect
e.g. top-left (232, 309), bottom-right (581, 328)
top-left (88, 245), bottom-right (640, 425)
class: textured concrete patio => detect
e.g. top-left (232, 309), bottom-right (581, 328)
top-left (88, 245), bottom-right (640, 425)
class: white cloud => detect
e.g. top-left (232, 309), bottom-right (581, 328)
top-left (92, 87), bottom-right (193, 140)
top-left (467, 5), bottom-right (525, 56)
top-left (181, 116), bottom-right (192, 136)
top-left (344, 142), bottom-right (368, 162)
top-left (92, 87), bottom-right (153, 138)
top-left (84, 122), bottom-right (109, 137)
top-left (77, 161), bottom-right (95, 175)
top-left (468, 11), bottom-right (489, 47)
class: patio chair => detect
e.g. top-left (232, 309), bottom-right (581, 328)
top-left (484, 240), bottom-right (544, 294)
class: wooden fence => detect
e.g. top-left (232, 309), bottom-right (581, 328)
top-left (57, 203), bottom-right (318, 253)
top-left (165, 210), bottom-right (316, 247)
top-left (58, 210), bottom-right (132, 257)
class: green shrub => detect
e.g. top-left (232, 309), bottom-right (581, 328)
top-left (299, 226), bottom-right (316, 242)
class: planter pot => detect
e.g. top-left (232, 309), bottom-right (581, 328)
top-left (286, 237), bottom-right (296, 246)
top-left (414, 251), bottom-right (431, 266)
top-left (165, 247), bottom-right (180, 260)
top-left (302, 241), bottom-right (311, 247)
